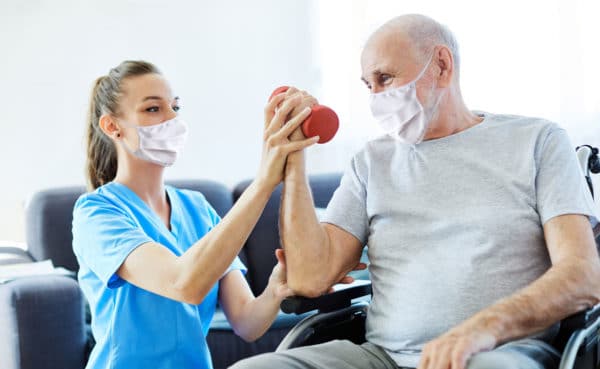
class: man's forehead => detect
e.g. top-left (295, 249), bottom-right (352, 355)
top-left (361, 34), bottom-right (416, 77)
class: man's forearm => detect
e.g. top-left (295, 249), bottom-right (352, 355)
top-left (280, 152), bottom-right (332, 295)
top-left (459, 258), bottom-right (600, 343)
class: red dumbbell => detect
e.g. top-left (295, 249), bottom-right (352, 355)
top-left (269, 86), bottom-right (339, 144)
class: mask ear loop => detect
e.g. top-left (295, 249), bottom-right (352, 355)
top-left (114, 120), bottom-right (140, 156)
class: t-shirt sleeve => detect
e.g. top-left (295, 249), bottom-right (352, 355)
top-left (535, 127), bottom-right (599, 226)
top-left (321, 155), bottom-right (369, 244)
top-left (72, 194), bottom-right (153, 288)
top-left (198, 194), bottom-right (248, 276)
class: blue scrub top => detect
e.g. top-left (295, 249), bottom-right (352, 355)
top-left (72, 182), bottom-right (246, 369)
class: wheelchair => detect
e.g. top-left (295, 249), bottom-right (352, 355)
top-left (277, 145), bottom-right (600, 369)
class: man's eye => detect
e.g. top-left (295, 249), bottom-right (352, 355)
top-left (379, 74), bottom-right (392, 84)
top-left (146, 106), bottom-right (159, 112)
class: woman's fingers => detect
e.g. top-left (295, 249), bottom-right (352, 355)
top-left (265, 93), bottom-right (303, 136)
top-left (274, 106), bottom-right (311, 139)
top-left (275, 248), bottom-right (286, 267)
top-left (338, 276), bottom-right (355, 284)
top-left (282, 136), bottom-right (320, 154)
top-left (264, 93), bottom-right (286, 129)
top-left (353, 262), bottom-right (368, 271)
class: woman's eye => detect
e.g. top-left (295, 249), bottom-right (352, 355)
top-left (172, 105), bottom-right (181, 112)
top-left (146, 106), bottom-right (159, 112)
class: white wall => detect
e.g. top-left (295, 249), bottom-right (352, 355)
top-left (0, 0), bottom-right (338, 243)
top-left (2, 0), bottom-right (599, 244)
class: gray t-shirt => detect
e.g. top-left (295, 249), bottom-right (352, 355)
top-left (322, 112), bottom-right (598, 368)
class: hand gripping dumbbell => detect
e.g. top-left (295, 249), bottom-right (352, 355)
top-left (269, 86), bottom-right (339, 144)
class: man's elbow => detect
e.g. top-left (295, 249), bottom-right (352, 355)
top-left (571, 258), bottom-right (600, 309)
top-left (584, 259), bottom-right (600, 305)
top-left (287, 274), bottom-right (329, 298)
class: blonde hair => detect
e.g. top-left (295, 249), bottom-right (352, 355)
top-left (85, 60), bottom-right (161, 190)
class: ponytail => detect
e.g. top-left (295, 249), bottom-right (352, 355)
top-left (84, 61), bottom-right (161, 190)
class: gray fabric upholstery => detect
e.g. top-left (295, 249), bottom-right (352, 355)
top-left (0, 275), bottom-right (87, 369)
top-left (25, 186), bottom-right (86, 271)
top-left (0, 247), bottom-right (33, 266)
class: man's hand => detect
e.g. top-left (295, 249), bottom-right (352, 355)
top-left (418, 319), bottom-right (497, 369)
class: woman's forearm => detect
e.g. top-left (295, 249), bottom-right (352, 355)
top-left (173, 179), bottom-right (273, 304)
top-left (232, 284), bottom-right (284, 342)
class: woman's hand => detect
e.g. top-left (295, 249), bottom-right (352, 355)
top-left (282, 87), bottom-right (318, 142)
top-left (256, 93), bottom-right (319, 191)
top-left (267, 249), bottom-right (294, 300)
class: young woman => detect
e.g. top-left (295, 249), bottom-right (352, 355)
top-left (72, 60), bottom-right (320, 369)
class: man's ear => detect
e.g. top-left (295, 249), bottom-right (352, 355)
top-left (435, 45), bottom-right (454, 88)
top-left (98, 114), bottom-right (121, 140)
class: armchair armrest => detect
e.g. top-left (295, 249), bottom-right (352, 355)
top-left (0, 246), bottom-right (34, 266)
top-left (0, 275), bottom-right (87, 369)
top-left (281, 280), bottom-right (372, 314)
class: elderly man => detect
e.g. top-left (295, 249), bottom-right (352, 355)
top-left (231, 14), bottom-right (600, 369)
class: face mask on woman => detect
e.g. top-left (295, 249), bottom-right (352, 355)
top-left (119, 117), bottom-right (188, 167)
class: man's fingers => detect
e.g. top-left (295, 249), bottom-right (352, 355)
top-left (450, 343), bottom-right (470, 369)
top-left (285, 86), bottom-right (299, 97)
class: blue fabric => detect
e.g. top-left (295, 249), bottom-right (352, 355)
top-left (72, 182), bottom-right (246, 369)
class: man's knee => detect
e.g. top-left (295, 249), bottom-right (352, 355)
top-left (467, 350), bottom-right (525, 369)
top-left (229, 352), bottom-right (297, 369)
top-left (466, 340), bottom-right (558, 369)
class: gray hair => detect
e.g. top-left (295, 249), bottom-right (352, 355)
top-left (378, 14), bottom-right (461, 74)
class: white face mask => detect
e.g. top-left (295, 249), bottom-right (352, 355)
top-left (369, 57), bottom-right (439, 144)
top-left (119, 117), bottom-right (188, 167)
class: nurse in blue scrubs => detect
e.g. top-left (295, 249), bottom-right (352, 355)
top-left (72, 60), bottom-right (321, 369)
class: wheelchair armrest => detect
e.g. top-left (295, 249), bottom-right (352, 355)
top-left (553, 304), bottom-right (600, 355)
top-left (561, 304), bottom-right (600, 330)
top-left (281, 280), bottom-right (372, 314)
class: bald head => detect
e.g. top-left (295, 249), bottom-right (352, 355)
top-left (367, 14), bottom-right (460, 73)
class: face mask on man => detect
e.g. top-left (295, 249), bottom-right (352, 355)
top-left (369, 56), bottom-right (441, 144)
top-left (119, 117), bottom-right (188, 167)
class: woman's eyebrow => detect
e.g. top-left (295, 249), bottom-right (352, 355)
top-left (141, 96), bottom-right (180, 102)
